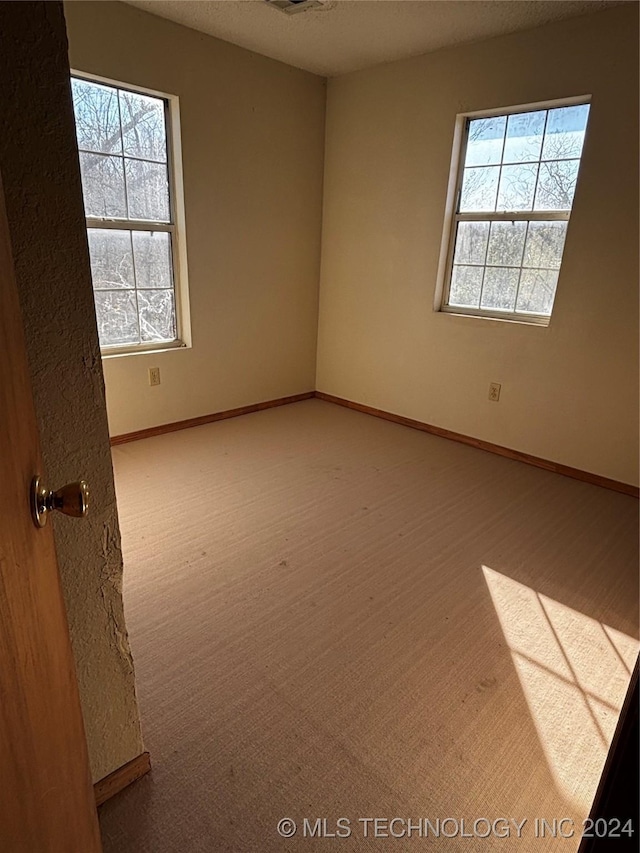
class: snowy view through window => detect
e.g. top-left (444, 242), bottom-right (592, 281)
top-left (72, 76), bottom-right (178, 349)
top-left (447, 103), bottom-right (590, 319)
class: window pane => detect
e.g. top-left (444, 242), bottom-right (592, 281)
top-left (503, 110), bottom-right (546, 163)
top-left (447, 103), bottom-right (589, 321)
top-left (534, 160), bottom-right (580, 210)
top-left (459, 166), bottom-right (500, 212)
top-left (453, 221), bottom-right (489, 265)
top-left (486, 221), bottom-right (527, 267)
top-left (516, 269), bottom-right (559, 315)
top-left (120, 90), bottom-right (167, 163)
top-left (125, 159), bottom-right (170, 221)
top-left (138, 290), bottom-right (176, 342)
top-left (449, 265), bottom-right (483, 308)
top-left (480, 267), bottom-right (519, 312)
top-left (71, 78), bottom-right (122, 155)
top-left (496, 163), bottom-right (539, 211)
top-left (132, 231), bottom-right (173, 289)
top-left (79, 153), bottom-right (127, 218)
top-left (522, 221), bottom-right (568, 269)
top-left (465, 116), bottom-right (506, 167)
top-left (87, 229), bottom-right (134, 289)
top-left (542, 104), bottom-right (589, 161)
top-left (73, 77), bottom-right (181, 349)
top-left (94, 291), bottom-right (139, 346)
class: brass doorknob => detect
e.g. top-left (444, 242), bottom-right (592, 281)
top-left (31, 476), bottom-right (89, 529)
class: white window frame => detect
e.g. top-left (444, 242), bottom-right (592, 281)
top-left (72, 70), bottom-right (192, 357)
top-left (435, 95), bottom-right (591, 327)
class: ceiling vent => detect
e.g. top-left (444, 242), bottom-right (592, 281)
top-left (265, 0), bottom-right (326, 15)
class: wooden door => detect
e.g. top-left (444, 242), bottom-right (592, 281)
top-left (0, 173), bottom-right (102, 850)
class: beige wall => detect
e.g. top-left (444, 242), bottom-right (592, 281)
top-left (64, 1), bottom-right (326, 438)
top-left (5, 0), bottom-right (632, 794)
top-left (317, 4), bottom-right (639, 486)
top-left (0, 2), bottom-right (143, 782)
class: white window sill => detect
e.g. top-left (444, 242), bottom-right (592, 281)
top-left (438, 307), bottom-right (551, 327)
top-left (101, 340), bottom-right (190, 359)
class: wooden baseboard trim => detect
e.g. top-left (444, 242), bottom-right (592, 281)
top-left (109, 388), bottom-right (637, 497)
top-left (315, 391), bottom-right (639, 498)
top-left (110, 392), bottom-right (315, 446)
top-left (94, 751), bottom-right (151, 807)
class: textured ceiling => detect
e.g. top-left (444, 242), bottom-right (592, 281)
top-left (123, 0), bottom-right (623, 77)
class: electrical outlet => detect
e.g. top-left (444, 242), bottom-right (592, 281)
top-left (149, 367), bottom-right (161, 387)
top-left (488, 382), bottom-right (501, 402)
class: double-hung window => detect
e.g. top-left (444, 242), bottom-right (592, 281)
top-left (71, 74), bottom-right (188, 353)
top-left (440, 99), bottom-right (590, 324)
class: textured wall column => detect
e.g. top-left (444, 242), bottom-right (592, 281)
top-left (0, 1), bottom-right (144, 781)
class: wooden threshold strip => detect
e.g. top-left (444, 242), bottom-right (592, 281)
top-left (94, 751), bottom-right (151, 807)
top-left (110, 392), bottom-right (315, 445)
top-left (315, 391), bottom-right (639, 498)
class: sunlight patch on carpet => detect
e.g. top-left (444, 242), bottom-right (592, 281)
top-left (482, 565), bottom-right (638, 811)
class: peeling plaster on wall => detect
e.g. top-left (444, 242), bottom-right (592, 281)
top-left (0, 2), bottom-right (144, 782)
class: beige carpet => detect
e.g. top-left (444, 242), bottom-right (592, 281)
top-left (100, 399), bottom-right (639, 852)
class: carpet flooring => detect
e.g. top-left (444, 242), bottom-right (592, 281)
top-left (99, 399), bottom-right (639, 852)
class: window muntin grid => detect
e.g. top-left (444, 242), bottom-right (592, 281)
top-left (442, 102), bottom-right (590, 323)
top-left (72, 75), bottom-right (180, 349)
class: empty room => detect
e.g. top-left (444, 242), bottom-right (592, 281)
top-left (0, 1), bottom-right (638, 851)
